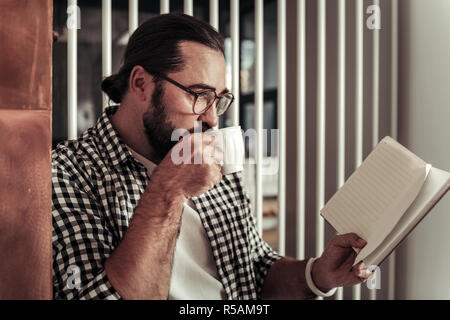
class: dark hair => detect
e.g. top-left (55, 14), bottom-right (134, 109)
top-left (101, 13), bottom-right (225, 104)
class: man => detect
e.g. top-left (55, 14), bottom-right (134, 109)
top-left (52, 13), bottom-right (371, 300)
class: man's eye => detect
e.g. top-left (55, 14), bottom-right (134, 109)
top-left (195, 91), bottom-right (210, 95)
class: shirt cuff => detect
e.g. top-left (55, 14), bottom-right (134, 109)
top-left (305, 257), bottom-right (337, 298)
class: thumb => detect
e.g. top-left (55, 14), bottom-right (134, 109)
top-left (334, 233), bottom-right (367, 249)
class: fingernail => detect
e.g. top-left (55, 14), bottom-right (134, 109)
top-left (358, 238), bottom-right (367, 245)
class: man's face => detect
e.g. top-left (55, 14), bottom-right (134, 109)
top-left (142, 41), bottom-right (227, 161)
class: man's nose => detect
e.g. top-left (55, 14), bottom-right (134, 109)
top-left (198, 102), bottom-right (219, 128)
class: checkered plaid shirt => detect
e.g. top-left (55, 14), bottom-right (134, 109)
top-left (52, 105), bottom-right (281, 300)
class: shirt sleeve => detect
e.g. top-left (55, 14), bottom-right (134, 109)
top-left (236, 172), bottom-right (283, 299)
top-left (52, 149), bottom-right (121, 300)
top-left (248, 207), bottom-right (283, 299)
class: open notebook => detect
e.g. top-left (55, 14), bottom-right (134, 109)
top-left (320, 136), bottom-right (450, 267)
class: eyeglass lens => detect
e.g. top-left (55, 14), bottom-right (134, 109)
top-left (194, 92), bottom-right (233, 116)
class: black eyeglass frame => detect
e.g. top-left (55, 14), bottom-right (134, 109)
top-left (152, 73), bottom-right (234, 116)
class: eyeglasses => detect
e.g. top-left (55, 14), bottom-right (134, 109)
top-left (153, 73), bottom-right (234, 116)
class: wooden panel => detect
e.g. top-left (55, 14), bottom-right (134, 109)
top-left (0, 0), bottom-right (53, 299)
top-left (0, 110), bottom-right (52, 299)
top-left (0, 0), bottom-right (52, 110)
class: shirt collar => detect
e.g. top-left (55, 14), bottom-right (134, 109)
top-left (94, 105), bottom-right (135, 167)
top-left (125, 144), bottom-right (158, 176)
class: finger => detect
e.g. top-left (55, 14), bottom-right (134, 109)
top-left (336, 256), bottom-right (371, 287)
top-left (212, 143), bottom-right (224, 159)
top-left (211, 143), bottom-right (224, 162)
top-left (358, 269), bottom-right (373, 280)
top-left (213, 164), bottom-right (223, 184)
top-left (203, 144), bottom-right (222, 165)
top-left (357, 268), bottom-right (373, 280)
top-left (335, 251), bottom-right (359, 281)
top-left (333, 233), bottom-right (367, 249)
top-left (353, 260), bottom-right (364, 271)
top-left (353, 261), bottom-right (373, 280)
top-left (209, 145), bottom-right (224, 165)
top-left (203, 131), bottom-right (223, 148)
top-left (347, 265), bottom-right (372, 286)
top-left (202, 133), bottom-right (224, 164)
top-left (340, 250), bottom-right (357, 270)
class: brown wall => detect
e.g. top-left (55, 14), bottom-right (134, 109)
top-left (0, 0), bottom-right (52, 299)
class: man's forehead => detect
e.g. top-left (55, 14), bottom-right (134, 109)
top-left (178, 41), bottom-right (224, 66)
top-left (174, 41), bottom-right (227, 90)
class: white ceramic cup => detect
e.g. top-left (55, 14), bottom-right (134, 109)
top-left (215, 126), bottom-right (245, 175)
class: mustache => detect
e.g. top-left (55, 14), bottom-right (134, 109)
top-left (187, 122), bottom-right (213, 134)
top-left (171, 122), bottom-right (214, 145)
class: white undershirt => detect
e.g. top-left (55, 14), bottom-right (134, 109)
top-left (125, 145), bottom-right (226, 300)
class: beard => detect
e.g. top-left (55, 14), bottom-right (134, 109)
top-left (142, 80), bottom-right (212, 161)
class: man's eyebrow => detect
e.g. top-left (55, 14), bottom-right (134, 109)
top-left (188, 83), bottom-right (230, 95)
top-left (187, 83), bottom-right (215, 91)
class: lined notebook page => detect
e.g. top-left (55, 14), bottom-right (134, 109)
top-left (363, 166), bottom-right (450, 266)
top-left (320, 137), bottom-right (428, 247)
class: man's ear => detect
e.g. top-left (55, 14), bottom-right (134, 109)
top-left (128, 65), bottom-right (154, 102)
